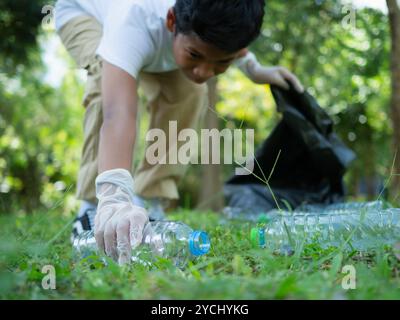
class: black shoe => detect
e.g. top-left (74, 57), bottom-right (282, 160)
top-left (71, 208), bottom-right (97, 241)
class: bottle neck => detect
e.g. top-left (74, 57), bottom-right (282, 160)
top-left (189, 231), bottom-right (210, 256)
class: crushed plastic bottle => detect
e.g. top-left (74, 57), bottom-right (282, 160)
top-left (73, 221), bottom-right (210, 268)
top-left (295, 200), bottom-right (389, 213)
top-left (250, 202), bottom-right (400, 254)
top-left (223, 200), bottom-right (390, 223)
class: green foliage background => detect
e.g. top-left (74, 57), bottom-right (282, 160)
top-left (0, 0), bottom-right (397, 214)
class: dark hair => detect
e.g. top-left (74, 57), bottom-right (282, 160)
top-left (174, 0), bottom-right (265, 53)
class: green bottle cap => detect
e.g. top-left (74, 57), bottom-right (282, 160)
top-left (257, 213), bottom-right (270, 225)
top-left (251, 228), bottom-right (259, 246)
top-left (250, 228), bottom-right (266, 248)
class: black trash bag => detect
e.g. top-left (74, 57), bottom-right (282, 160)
top-left (224, 84), bottom-right (356, 216)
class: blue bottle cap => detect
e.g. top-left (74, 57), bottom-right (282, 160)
top-left (189, 231), bottom-right (211, 256)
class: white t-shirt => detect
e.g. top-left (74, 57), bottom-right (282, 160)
top-left (55, 0), bottom-right (255, 80)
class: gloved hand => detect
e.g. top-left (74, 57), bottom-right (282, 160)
top-left (94, 169), bottom-right (149, 265)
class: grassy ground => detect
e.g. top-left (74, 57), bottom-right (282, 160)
top-left (1, 207), bottom-right (400, 300)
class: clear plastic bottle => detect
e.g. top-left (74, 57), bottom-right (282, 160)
top-left (295, 200), bottom-right (388, 214)
top-left (250, 205), bottom-right (400, 254)
top-left (73, 221), bottom-right (211, 268)
top-left (223, 200), bottom-right (390, 222)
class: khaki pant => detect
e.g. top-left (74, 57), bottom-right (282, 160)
top-left (57, 15), bottom-right (208, 204)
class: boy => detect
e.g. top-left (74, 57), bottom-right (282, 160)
top-left (55, 0), bottom-right (304, 265)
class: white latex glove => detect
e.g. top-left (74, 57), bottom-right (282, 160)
top-left (237, 52), bottom-right (304, 93)
top-left (94, 169), bottom-right (149, 265)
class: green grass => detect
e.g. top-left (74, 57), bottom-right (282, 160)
top-left (1, 208), bottom-right (400, 300)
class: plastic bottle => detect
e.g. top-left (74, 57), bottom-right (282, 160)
top-left (223, 200), bottom-right (389, 223)
top-left (295, 200), bottom-right (388, 213)
top-left (73, 221), bottom-right (211, 268)
top-left (250, 204), bottom-right (400, 254)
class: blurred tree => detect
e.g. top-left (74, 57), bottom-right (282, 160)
top-left (244, 0), bottom-right (392, 200)
top-left (0, 63), bottom-right (84, 213)
top-left (0, 1), bottom-right (83, 213)
top-left (387, 0), bottom-right (400, 194)
top-left (0, 0), bottom-right (46, 74)
top-left (0, 0), bottom-right (396, 212)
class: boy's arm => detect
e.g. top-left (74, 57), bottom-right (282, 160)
top-left (99, 61), bottom-right (138, 173)
top-left (236, 51), bottom-right (304, 93)
top-left (94, 61), bottom-right (149, 265)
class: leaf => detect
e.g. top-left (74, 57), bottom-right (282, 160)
top-left (330, 253), bottom-right (343, 277)
top-left (393, 242), bottom-right (400, 261)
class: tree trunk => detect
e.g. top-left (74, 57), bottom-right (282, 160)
top-left (387, 0), bottom-right (400, 195)
top-left (197, 78), bottom-right (224, 211)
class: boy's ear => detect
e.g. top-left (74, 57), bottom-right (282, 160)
top-left (166, 8), bottom-right (176, 33)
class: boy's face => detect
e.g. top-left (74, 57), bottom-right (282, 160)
top-left (167, 8), bottom-right (245, 84)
